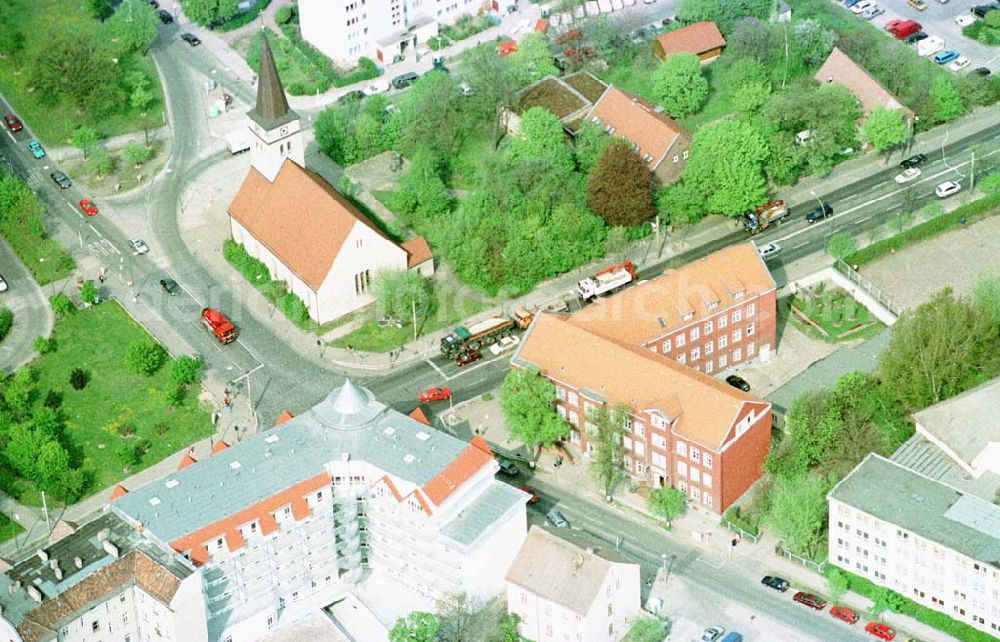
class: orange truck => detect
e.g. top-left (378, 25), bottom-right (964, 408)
top-left (201, 308), bottom-right (237, 344)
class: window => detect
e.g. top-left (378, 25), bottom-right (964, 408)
top-left (733, 348), bottom-right (742, 362)
top-left (747, 342), bottom-right (755, 356)
top-left (623, 417), bottom-right (632, 429)
top-left (718, 335), bottom-right (728, 349)
top-left (661, 339), bottom-right (671, 352)
top-left (704, 320), bottom-right (713, 334)
top-left (672, 155), bottom-right (679, 163)
top-left (719, 354), bottom-right (727, 367)
top-left (568, 391), bottom-right (579, 405)
top-left (120, 594), bottom-right (127, 603)
top-left (732, 309), bottom-right (742, 323)
top-left (705, 341), bottom-right (713, 355)
top-left (690, 468), bottom-right (700, 483)
top-left (676, 334), bottom-right (686, 348)
top-left (690, 347), bottom-right (700, 360)
top-left (93, 621), bottom-right (101, 633)
top-left (556, 386), bottom-right (566, 401)
top-left (634, 422), bottom-right (645, 437)
top-left (703, 493), bottom-right (712, 507)
top-left (677, 481), bottom-right (687, 492)
top-left (677, 442), bottom-right (687, 456)
top-left (705, 361), bottom-right (713, 373)
top-left (703, 473), bottom-right (712, 488)
top-left (745, 321), bottom-right (757, 337)
top-left (718, 315), bottom-right (727, 328)
top-left (690, 327), bottom-right (700, 341)
top-left (651, 434), bottom-right (666, 449)
top-left (682, 150), bottom-right (689, 159)
top-left (677, 461), bottom-right (688, 477)
top-left (691, 487), bottom-right (701, 501)
top-left (703, 453), bottom-right (713, 469)
top-left (690, 447), bottom-right (700, 462)
top-left (677, 354), bottom-right (686, 365)
top-left (733, 328), bottom-right (742, 342)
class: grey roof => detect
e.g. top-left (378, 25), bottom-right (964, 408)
top-left (442, 482), bottom-right (526, 548)
top-left (248, 33), bottom-right (298, 131)
top-left (112, 381), bottom-right (473, 543)
top-left (891, 434), bottom-right (1000, 502)
top-left (506, 526), bottom-right (638, 616)
top-left (830, 454), bottom-right (1000, 567)
top-left (912, 378), bottom-right (1000, 470)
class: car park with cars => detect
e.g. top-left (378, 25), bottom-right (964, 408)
top-left (756, 242), bottom-right (781, 260)
top-left (793, 592), bottom-right (828, 610)
top-left (701, 626), bottom-right (725, 642)
top-left (546, 509), bottom-right (568, 528)
top-left (130, 238), bottom-right (149, 255)
top-left (948, 56), bottom-right (970, 72)
top-left (489, 335), bottom-right (520, 356)
top-left (933, 49), bottom-right (960, 65)
top-left (725, 375), bottom-right (751, 392)
top-left (903, 31), bottom-right (928, 44)
top-left (160, 278), bottom-right (180, 295)
top-left (497, 458), bottom-right (518, 475)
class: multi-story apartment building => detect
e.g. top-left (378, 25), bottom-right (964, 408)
top-left (829, 453), bottom-right (1000, 637)
top-left (0, 381), bottom-right (529, 642)
top-left (506, 526), bottom-right (640, 642)
top-left (514, 314), bottom-right (772, 514)
top-left (567, 243), bottom-right (777, 376)
top-left (298, 0), bottom-right (485, 68)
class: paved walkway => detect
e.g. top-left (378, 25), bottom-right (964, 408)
top-left (0, 237), bottom-right (52, 376)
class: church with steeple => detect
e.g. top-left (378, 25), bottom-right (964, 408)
top-left (227, 35), bottom-right (433, 326)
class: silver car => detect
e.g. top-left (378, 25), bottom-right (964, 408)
top-left (756, 242), bottom-right (781, 261)
top-left (130, 238), bottom-right (149, 255)
top-left (546, 509), bottom-right (568, 528)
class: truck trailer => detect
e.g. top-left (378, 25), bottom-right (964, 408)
top-left (440, 317), bottom-right (515, 358)
top-left (576, 260), bottom-right (637, 301)
top-left (743, 200), bottom-right (787, 235)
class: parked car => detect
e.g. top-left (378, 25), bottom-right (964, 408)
top-left (864, 622), bottom-right (896, 640)
top-left (761, 575), bottom-right (789, 592)
top-left (719, 634), bottom-right (743, 642)
top-left (935, 180), bottom-right (962, 198)
top-left (160, 278), bottom-right (181, 295)
top-left (417, 386), bottom-right (451, 402)
top-left (899, 153), bottom-right (927, 169)
top-left (702, 626), bottom-right (726, 642)
top-left (949, 56), bottom-right (971, 72)
top-left (793, 592), bottom-right (828, 610)
top-left (3, 115), bottom-right (22, 132)
top-left (497, 458), bottom-right (519, 475)
top-left (26, 140), bottom-right (45, 158)
top-left (933, 49), bottom-right (960, 65)
top-left (973, 67), bottom-right (992, 76)
top-left (157, 9), bottom-right (173, 23)
top-left (391, 71), bottom-right (419, 89)
top-left (180, 33), bottom-right (201, 46)
top-left (50, 171), bottom-right (72, 189)
top-left (843, 0), bottom-right (865, 7)
top-left (725, 375), bottom-right (751, 392)
top-left (756, 242), bottom-right (781, 261)
top-left (972, 3), bottom-right (1000, 17)
top-left (850, 0), bottom-right (874, 13)
top-left (903, 31), bottom-right (929, 44)
top-left (79, 199), bottom-right (99, 216)
top-left (546, 509), bottom-right (568, 528)
top-left (489, 335), bottom-right (520, 356)
top-left (894, 167), bottom-right (922, 183)
top-left (130, 238), bottom-right (149, 255)
top-left (831, 606), bottom-right (860, 624)
top-left (518, 485), bottom-right (539, 504)
top-left (0, 275), bottom-right (9, 293)
top-left (805, 202), bottom-right (833, 223)
top-left (860, 5), bottom-right (884, 18)
top-left (455, 349), bottom-right (482, 366)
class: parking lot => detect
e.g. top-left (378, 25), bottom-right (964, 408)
top-left (842, 0), bottom-right (1000, 73)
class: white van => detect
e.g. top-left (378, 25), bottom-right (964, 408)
top-left (917, 35), bottom-right (945, 57)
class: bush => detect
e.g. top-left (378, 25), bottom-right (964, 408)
top-left (215, 0), bottom-right (272, 31)
top-left (277, 292), bottom-right (310, 323)
top-left (274, 4), bottom-right (294, 24)
top-left (69, 368), bottom-right (90, 390)
top-left (50, 293), bottom-right (74, 317)
top-left (42, 389), bottom-right (63, 409)
top-left (91, 152), bottom-right (115, 178)
top-left (722, 506), bottom-right (760, 537)
top-left (121, 141), bottom-right (152, 166)
top-left (170, 356), bottom-right (203, 386)
top-left (80, 280), bottom-right (99, 305)
top-left (125, 340), bottom-right (168, 376)
top-left (223, 239), bottom-right (272, 283)
top-left (0, 308), bottom-right (12, 341)
top-left (33, 336), bottom-right (54, 354)
top-left (334, 57), bottom-right (379, 88)
top-left (163, 383), bottom-right (185, 406)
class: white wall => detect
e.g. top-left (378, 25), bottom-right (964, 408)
top-left (170, 572), bottom-right (209, 642)
top-left (457, 498), bottom-right (527, 598)
top-left (298, 0), bottom-right (352, 67)
top-left (582, 563), bottom-right (640, 642)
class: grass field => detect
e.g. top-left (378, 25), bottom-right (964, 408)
top-left (0, 177), bottom-right (75, 286)
top-left (789, 285), bottom-right (884, 343)
top-left (0, 0), bottom-right (165, 144)
top-left (10, 301), bottom-right (213, 506)
top-left (0, 513), bottom-right (24, 544)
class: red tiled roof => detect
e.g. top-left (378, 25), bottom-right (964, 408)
top-left (422, 436), bottom-right (494, 506)
top-left (814, 47), bottom-right (914, 120)
top-left (401, 236), bottom-right (433, 269)
top-left (654, 21), bottom-right (726, 57)
top-left (177, 452), bottom-right (197, 471)
top-left (276, 410), bottom-right (294, 425)
top-left (589, 86), bottom-right (689, 167)
top-left (211, 440), bottom-right (230, 454)
top-left (408, 406), bottom-right (430, 426)
top-left (110, 484), bottom-right (129, 500)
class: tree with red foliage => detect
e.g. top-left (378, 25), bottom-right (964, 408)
top-left (585, 142), bottom-right (657, 227)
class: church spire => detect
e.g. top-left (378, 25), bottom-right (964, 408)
top-left (248, 32), bottom-right (298, 131)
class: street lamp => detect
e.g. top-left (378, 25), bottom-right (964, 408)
top-left (809, 189), bottom-right (826, 213)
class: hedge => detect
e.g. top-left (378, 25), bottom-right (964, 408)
top-left (276, 23), bottom-right (379, 89)
top-left (222, 240), bottom-right (315, 330)
top-left (215, 0), bottom-right (273, 31)
top-left (0, 308), bottom-right (12, 341)
top-left (845, 191), bottom-right (1000, 266)
top-left (824, 567), bottom-right (996, 642)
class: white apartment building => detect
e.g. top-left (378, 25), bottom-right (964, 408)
top-left (506, 526), bottom-right (641, 642)
top-left (298, 0), bottom-right (487, 68)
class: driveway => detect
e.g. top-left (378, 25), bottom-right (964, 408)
top-left (0, 236), bottom-right (53, 375)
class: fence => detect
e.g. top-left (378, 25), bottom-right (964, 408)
top-left (723, 520), bottom-right (760, 545)
top-left (833, 259), bottom-right (902, 318)
top-left (778, 546), bottom-right (828, 574)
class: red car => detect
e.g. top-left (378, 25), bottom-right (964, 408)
top-left (830, 605), bottom-right (859, 624)
top-left (793, 592), bottom-right (827, 610)
top-left (79, 199), bottom-right (99, 217)
top-left (519, 485), bottom-right (539, 504)
top-left (864, 622), bottom-right (895, 641)
top-left (3, 115), bottom-right (22, 133)
top-left (455, 349), bottom-right (482, 366)
top-left (418, 387), bottom-right (451, 403)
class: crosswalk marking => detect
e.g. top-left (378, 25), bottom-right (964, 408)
top-left (88, 239), bottom-right (120, 257)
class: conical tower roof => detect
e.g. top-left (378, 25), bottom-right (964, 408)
top-left (248, 32), bottom-right (299, 131)
top-left (331, 379), bottom-right (367, 415)
top-left (315, 379), bottom-right (382, 430)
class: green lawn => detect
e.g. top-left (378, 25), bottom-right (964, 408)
top-left (598, 48), bottom-right (660, 104)
top-left (0, 176), bottom-right (75, 286)
top-left (0, 512), bottom-right (24, 544)
top-left (789, 285), bottom-right (884, 342)
top-left (0, 0), bottom-right (165, 144)
top-left (450, 129), bottom-right (498, 189)
top-left (11, 301), bottom-right (213, 505)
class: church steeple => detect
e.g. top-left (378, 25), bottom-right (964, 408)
top-left (247, 32), bottom-right (304, 182)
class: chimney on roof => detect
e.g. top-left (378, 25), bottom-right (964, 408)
top-left (36, 549), bottom-right (48, 563)
top-left (102, 541), bottom-right (120, 559)
top-left (26, 586), bottom-right (41, 603)
top-left (572, 554), bottom-right (585, 575)
top-left (97, 528), bottom-right (110, 542)
top-left (53, 567), bottom-right (62, 581)
top-left (48, 559), bottom-right (58, 570)
top-left (74, 557), bottom-right (83, 569)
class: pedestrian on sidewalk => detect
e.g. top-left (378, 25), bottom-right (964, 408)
top-left (223, 395), bottom-right (231, 411)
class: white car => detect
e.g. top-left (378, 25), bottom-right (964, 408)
top-left (935, 180), bottom-right (962, 198)
top-left (955, 15), bottom-right (975, 27)
top-left (895, 167), bottom-right (922, 184)
top-left (949, 56), bottom-right (971, 72)
top-left (0, 275), bottom-right (8, 293)
top-left (861, 5), bottom-right (884, 18)
top-left (850, 0), bottom-right (874, 14)
top-left (756, 242), bottom-right (781, 260)
top-left (130, 238), bottom-right (149, 255)
top-left (489, 334), bottom-right (520, 356)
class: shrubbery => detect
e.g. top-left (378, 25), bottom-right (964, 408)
top-left (0, 309), bottom-right (12, 341)
top-left (222, 240), bottom-right (315, 329)
top-left (125, 340), bottom-right (168, 376)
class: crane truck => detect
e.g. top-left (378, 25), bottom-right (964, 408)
top-left (201, 308), bottom-right (238, 344)
top-left (440, 317), bottom-right (515, 358)
top-left (576, 260), bottom-right (637, 301)
top-left (743, 200), bottom-right (787, 235)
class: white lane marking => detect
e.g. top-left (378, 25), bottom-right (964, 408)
top-left (856, 216), bottom-right (871, 223)
top-left (425, 359), bottom-right (446, 378)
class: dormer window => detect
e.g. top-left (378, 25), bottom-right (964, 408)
top-left (734, 288), bottom-right (746, 299)
top-left (706, 300), bottom-right (719, 310)
top-left (681, 311), bottom-right (694, 321)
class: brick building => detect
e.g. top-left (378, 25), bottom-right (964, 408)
top-left (568, 243), bottom-right (777, 376)
top-left (652, 21), bottom-right (727, 63)
top-left (513, 314), bottom-right (772, 514)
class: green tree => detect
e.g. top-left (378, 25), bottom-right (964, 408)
top-left (508, 33), bottom-right (558, 85)
top-left (647, 486), bottom-right (686, 528)
top-left (32, 34), bottom-right (124, 116)
top-left (396, 71), bottom-right (470, 156)
top-left (127, 72), bottom-right (156, 147)
top-left (826, 233), bottom-right (856, 260)
top-left (506, 107), bottom-right (574, 173)
top-left (731, 80), bottom-right (771, 118)
top-left (125, 340), bottom-right (168, 376)
top-left (170, 356), bottom-right (204, 386)
top-left (870, 586), bottom-right (907, 615)
top-left (587, 403), bottom-right (628, 500)
top-left (106, 0), bottom-right (159, 54)
top-left (389, 612), bottom-right (440, 642)
top-left (574, 121), bottom-right (611, 173)
top-left (768, 473), bottom-right (829, 558)
top-left (122, 141), bottom-right (152, 166)
top-left (929, 76), bottom-right (964, 123)
top-left (436, 595), bottom-right (519, 642)
top-left (275, 5), bottom-right (294, 23)
top-left (860, 107), bottom-right (909, 153)
top-left (4, 423), bottom-right (42, 480)
top-left (682, 119), bottom-right (769, 215)
top-left (71, 126), bottom-right (100, 161)
top-left (623, 618), bottom-right (667, 642)
top-left (656, 182), bottom-right (707, 227)
top-left (314, 106), bottom-right (353, 165)
top-left (179, 0), bottom-right (239, 26)
top-left (92, 152), bottom-right (114, 178)
top-left (675, 0), bottom-right (775, 32)
top-left (80, 280), bottom-right (99, 305)
top-left (4, 368), bottom-right (34, 417)
top-left (793, 19), bottom-right (836, 66)
top-left (879, 288), bottom-right (1000, 409)
top-left (371, 269), bottom-right (431, 320)
top-left (499, 368), bottom-right (566, 450)
top-left (460, 42), bottom-right (523, 147)
top-left (0, 21), bottom-right (26, 63)
top-left (975, 269), bottom-right (1000, 325)
top-left (827, 568), bottom-right (849, 601)
top-left (586, 142), bottom-right (656, 227)
top-left (81, 0), bottom-right (113, 20)
top-left (0, 308), bottom-right (12, 341)
top-left (391, 149), bottom-right (452, 221)
top-left (652, 53), bottom-right (709, 117)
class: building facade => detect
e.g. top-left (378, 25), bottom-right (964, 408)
top-left (514, 314), bottom-right (772, 514)
top-left (506, 527), bottom-right (640, 642)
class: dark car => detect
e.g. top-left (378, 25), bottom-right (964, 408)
top-left (391, 71), bottom-right (419, 89)
top-left (973, 3), bottom-right (1000, 18)
top-left (50, 171), bottom-right (72, 189)
top-left (903, 31), bottom-right (928, 44)
top-left (3, 115), bottom-right (22, 133)
top-left (455, 349), bottom-right (482, 366)
top-left (899, 153), bottom-right (927, 169)
top-left (973, 67), bottom-right (992, 76)
top-left (725, 375), bottom-right (751, 392)
top-left (337, 89), bottom-right (365, 104)
top-left (761, 575), bottom-right (789, 592)
top-left (793, 592), bottom-right (828, 610)
top-left (160, 278), bottom-right (181, 295)
top-left (805, 202), bottom-right (833, 223)
top-left (181, 33), bottom-right (201, 46)
top-left (158, 9), bottom-right (174, 23)
top-left (496, 458), bottom-right (519, 476)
